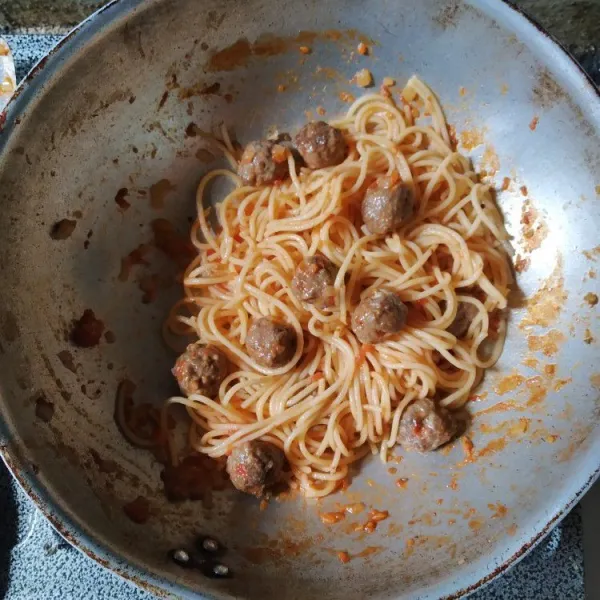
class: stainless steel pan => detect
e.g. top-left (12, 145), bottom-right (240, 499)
top-left (0, 0), bottom-right (598, 598)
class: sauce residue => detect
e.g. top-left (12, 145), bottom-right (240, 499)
top-left (151, 219), bottom-right (196, 267)
top-left (477, 438), bottom-right (506, 458)
top-left (50, 219), bottom-right (77, 240)
top-left (118, 244), bottom-right (151, 282)
top-left (494, 372), bottom-right (525, 395)
top-left (488, 502), bottom-right (508, 519)
top-left (123, 496), bottom-right (150, 524)
top-left (35, 396), bottom-right (54, 422)
top-left (527, 330), bottom-right (565, 357)
top-left (520, 259), bottom-right (567, 328)
top-left (529, 116), bottom-right (539, 131)
top-left (584, 292), bottom-right (598, 306)
top-left (207, 30), bottom-right (374, 72)
top-left (149, 179), bottom-right (176, 210)
top-left (582, 245), bottom-right (600, 261)
top-left (70, 310), bottom-right (104, 348)
top-left (320, 511), bottom-right (346, 525)
top-left (115, 187), bottom-right (130, 211)
top-left (519, 200), bottom-right (548, 253)
top-left (459, 127), bottom-right (486, 150)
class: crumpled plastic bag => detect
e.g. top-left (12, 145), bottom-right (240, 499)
top-left (0, 38), bottom-right (16, 111)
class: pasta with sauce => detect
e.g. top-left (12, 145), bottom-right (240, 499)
top-left (162, 76), bottom-right (512, 498)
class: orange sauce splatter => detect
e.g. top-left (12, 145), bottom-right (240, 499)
top-left (520, 260), bottom-right (567, 328)
top-left (527, 330), bottom-right (565, 357)
top-left (488, 502), bottom-right (508, 518)
top-left (461, 437), bottom-right (475, 462)
top-left (368, 509), bottom-right (389, 522)
top-left (469, 519), bottom-right (483, 531)
top-left (344, 502), bottom-right (365, 515)
top-left (553, 378), bottom-right (572, 392)
top-left (460, 127), bottom-right (486, 150)
top-left (526, 376), bottom-right (548, 406)
top-left (523, 356), bottom-right (539, 369)
top-left (320, 511), bottom-right (346, 525)
top-left (495, 372), bottom-right (525, 395)
top-left (478, 438), bottom-right (507, 457)
top-left (337, 550), bottom-right (351, 564)
top-left (529, 116), bottom-right (539, 131)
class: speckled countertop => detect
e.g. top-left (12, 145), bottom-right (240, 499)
top-left (0, 2), bottom-right (598, 599)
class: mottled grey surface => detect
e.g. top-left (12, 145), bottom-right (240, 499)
top-left (0, 1), bottom-right (598, 598)
top-left (0, 0), bottom-right (598, 84)
top-left (0, 458), bottom-right (586, 600)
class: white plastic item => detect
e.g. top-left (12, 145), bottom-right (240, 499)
top-left (0, 39), bottom-right (16, 111)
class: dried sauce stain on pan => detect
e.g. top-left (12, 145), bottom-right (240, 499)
top-left (34, 395), bottom-right (54, 423)
top-left (433, 1), bottom-right (470, 29)
top-left (50, 219), bottom-right (77, 240)
top-left (70, 310), bottom-right (104, 348)
top-left (519, 199), bottom-right (548, 253)
top-left (527, 330), bottom-right (565, 357)
top-left (519, 258), bottom-right (567, 328)
top-left (57, 350), bottom-right (77, 374)
top-left (149, 179), bottom-right (176, 210)
top-left (115, 187), bottom-right (130, 211)
top-left (532, 68), bottom-right (567, 108)
top-left (205, 30), bottom-right (375, 72)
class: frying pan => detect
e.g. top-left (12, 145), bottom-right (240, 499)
top-left (0, 0), bottom-right (598, 598)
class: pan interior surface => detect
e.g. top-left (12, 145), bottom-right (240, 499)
top-left (0, 0), bottom-right (598, 598)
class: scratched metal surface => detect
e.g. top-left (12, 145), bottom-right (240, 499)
top-left (0, 0), bottom-right (598, 599)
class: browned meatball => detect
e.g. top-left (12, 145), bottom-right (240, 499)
top-left (172, 343), bottom-right (229, 397)
top-left (295, 121), bottom-right (348, 169)
top-left (246, 317), bottom-right (297, 368)
top-left (447, 301), bottom-right (479, 338)
top-left (351, 289), bottom-right (408, 344)
top-left (238, 140), bottom-right (289, 186)
top-left (398, 398), bottom-right (457, 452)
top-left (292, 254), bottom-right (338, 309)
top-left (361, 177), bottom-right (415, 235)
top-left (226, 440), bottom-right (286, 496)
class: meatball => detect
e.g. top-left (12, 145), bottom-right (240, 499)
top-left (447, 301), bottom-right (479, 338)
top-left (226, 440), bottom-right (286, 496)
top-left (172, 343), bottom-right (229, 397)
top-left (292, 254), bottom-right (338, 309)
top-left (398, 398), bottom-right (457, 452)
top-left (294, 121), bottom-right (348, 169)
top-left (238, 140), bottom-right (289, 186)
top-left (361, 177), bottom-right (415, 235)
top-left (246, 317), bottom-right (297, 368)
top-left (351, 288), bottom-right (408, 344)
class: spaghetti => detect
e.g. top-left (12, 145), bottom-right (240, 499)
top-left (164, 76), bottom-right (512, 498)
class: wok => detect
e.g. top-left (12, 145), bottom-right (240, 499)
top-left (0, 0), bottom-right (598, 598)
